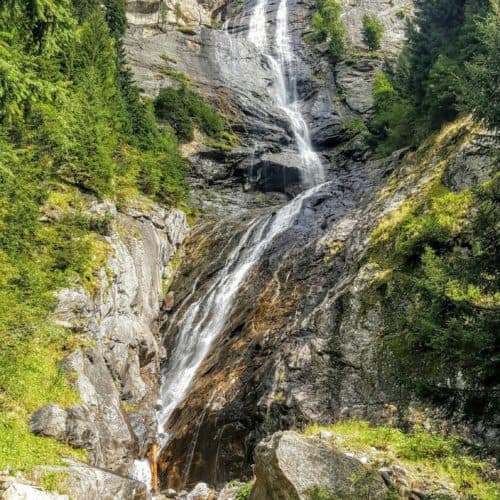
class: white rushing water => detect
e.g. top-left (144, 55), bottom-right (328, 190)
top-left (157, 184), bottom-right (322, 446)
top-left (248, 0), bottom-right (324, 186)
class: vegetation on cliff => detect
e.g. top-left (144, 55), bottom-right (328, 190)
top-left (311, 0), bottom-right (346, 62)
top-left (0, 0), bottom-right (189, 473)
top-left (154, 85), bottom-right (225, 143)
top-left (362, 14), bottom-right (384, 51)
top-left (305, 421), bottom-right (499, 498)
top-left (369, 0), bottom-right (499, 155)
top-left (369, 121), bottom-right (499, 415)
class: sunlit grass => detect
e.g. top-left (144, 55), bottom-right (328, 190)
top-left (304, 421), bottom-right (499, 499)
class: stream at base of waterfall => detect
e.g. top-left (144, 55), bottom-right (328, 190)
top-left (132, 0), bottom-right (325, 491)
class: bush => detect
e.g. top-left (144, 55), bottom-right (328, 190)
top-left (311, 0), bottom-right (345, 63)
top-left (304, 421), bottom-right (499, 498)
top-left (154, 85), bottom-right (225, 143)
top-left (362, 14), bottom-right (384, 51)
top-left (368, 72), bottom-right (415, 156)
top-left (370, 175), bottom-right (500, 405)
top-left (367, 0), bottom-right (497, 155)
top-left (235, 481), bottom-right (253, 500)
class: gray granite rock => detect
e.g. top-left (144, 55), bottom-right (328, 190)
top-left (35, 203), bottom-right (189, 474)
top-left (250, 431), bottom-right (387, 499)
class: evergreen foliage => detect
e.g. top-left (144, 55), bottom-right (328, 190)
top-left (371, 173), bottom-right (499, 411)
top-left (154, 85), bottom-right (225, 143)
top-left (362, 14), bottom-right (384, 51)
top-left (369, 0), bottom-right (499, 155)
top-left (0, 0), bottom-right (190, 473)
top-left (311, 0), bottom-right (346, 63)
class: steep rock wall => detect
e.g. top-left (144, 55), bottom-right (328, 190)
top-left (29, 200), bottom-right (188, 480)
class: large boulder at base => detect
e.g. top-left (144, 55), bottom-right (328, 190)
top-left (33, 462), bottom-right (150, 500)
top-left (250, 431), bottom-right (387, 500)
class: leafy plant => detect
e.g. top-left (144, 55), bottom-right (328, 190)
top-left (370, 174), bottom-right (499, 408)
top-left (311, 0), bottom-right (346, 63)
top-left (154, 85), bottom-right (225, 143)
top-left (304, 421), bottom-right (499, 498)
top-left (368, 0), bottom-right (498, 155)
top-left (362, 14), bottom-right (384, 51)
top-left (235, 481), bottom-right (253, 500)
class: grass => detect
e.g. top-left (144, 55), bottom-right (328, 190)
top-left (235, 480), bottom-right (253, 500)
top-left (39, 471), bottom-right (70, 495)
top-left (0, 182), bottom-right (106, 475)
top-left (304, 421), bottom-right (499, 499)
top-left (0, 325), bottom-right (87, 473)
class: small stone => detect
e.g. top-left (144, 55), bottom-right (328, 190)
top-left (396, 477), bottom-right (409, 487)
top-left (29, 404), bottom-right (67, 441)
top-left (411, 479), bottom-right (425, 489)
top-left (379, 468), bottom-right (393, 487)
top-left (318, 430), bottom-right (333, 440)
top-left (393, 464), bottom-right (407, 476)
top-left (410, 488), bottom-right (427, 498)
top-left (187, 482), bottom-right (211, 499)
top-left (164, 291), bottom-right (175, 311)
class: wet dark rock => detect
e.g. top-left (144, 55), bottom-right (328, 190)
top-left (255, 152), bottom-right (304, 194)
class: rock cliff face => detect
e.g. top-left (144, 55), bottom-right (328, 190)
top-left (159, 123), bottom-right (497, 490)
top-left (27, 199), bottom-right (188, 494)
top-left (13, 1), bottom-right (497, 498)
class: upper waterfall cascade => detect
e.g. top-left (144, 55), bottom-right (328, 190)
top-left (249, 0), bottom-right (325, 186)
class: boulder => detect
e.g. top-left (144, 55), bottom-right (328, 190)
top-left (186, 482), bottom-right (212, 499)
top-left (30, 405), bottom-right (67, 442)
top-left (249, 431), bottom-right (387, 500)
top-left (255, 152), bottom-right (304, 194)
top-left (1, 479), bottom-right (67, 500)
top-left (33, 462), bottom-right (150, 500)
top-left (335, 58), bottom-right (382, 115)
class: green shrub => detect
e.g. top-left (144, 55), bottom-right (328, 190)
top-left (311, 0), bottom-right (345, 63)
top-left (304, 421), bottom-right (499, 499)
top-left (362, 14), bottom-right (384, 51)
top-left (154, 85), bottom-right (225, 143)
top-left (235, 481), bottom-right (253, 500)
top-left (370, 175), bottom-right (499, 405)
top-left (367, 0), bottom-right (498, 155)
top-left (368, 72), bottom-right (415, 157)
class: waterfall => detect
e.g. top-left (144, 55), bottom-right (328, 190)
top-left (146, 0), bottom-right (326, 489)
top-left (156, 184), bottom-right (322, 446)
top-left (248, 0), bottom-right (324, 186)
